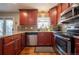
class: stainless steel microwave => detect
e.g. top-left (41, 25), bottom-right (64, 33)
top-left (61, 6), bottom-right (79, 20)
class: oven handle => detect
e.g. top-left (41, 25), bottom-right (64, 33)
top-left (54, 35), bottom-right (70, 41)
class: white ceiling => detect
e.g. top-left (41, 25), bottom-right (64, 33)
top-left (0, 3), bottom-right (58, 12)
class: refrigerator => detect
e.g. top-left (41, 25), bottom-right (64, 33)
top-left (0, 18), bottom-right (13, 36)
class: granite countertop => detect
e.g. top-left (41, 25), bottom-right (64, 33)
top-left (0, 31), bottom-right (54, 38)
top-left (73, 36), bottom-right (79, 39)
top-left (0, 31), bottom-right (38, 38)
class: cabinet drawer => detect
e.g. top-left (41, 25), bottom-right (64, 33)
top-left (4, 36), bottom-right (13, 44)
top-left (4, 41), bottom-right (15, 55)
top-left (75, 39), bottom-right (79, 43)
top-left (13, 34), bottom-right (21, 39)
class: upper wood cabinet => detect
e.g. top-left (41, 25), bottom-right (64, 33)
top-left (19, 10), bottom-right (28, 25)
top-left (19, 9), bottom-right (38, 25)
top-left (57, 4), bottom-right (62, 22)
top-left (49, 7), bottom-right (57, 27)
top-left (28, 10), bottom-right (38, 26)
top-left (48, 3), bottom-right (71, 27)
top-left (61, 3), bottom-right (70, 12)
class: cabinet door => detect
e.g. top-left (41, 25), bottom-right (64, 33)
top-left (13, 34), bottom-right (21, 54)
top-left (75, 39), bottom-right (79, 55)
top-left (28, 10), bottom-right (38, 26)
top-left (4, 36), bottom-right (13, 44)
top-left (4, 41), bottom-right (15, 55)
top-left (38, 32), bottom-right (52, 46)
top-left (19, 9), bottom-right (38, 25)
top-left (0, 38), bottom-right (3, 55)
top-left (50, 8), bottom-right (57, 27)
top-left (61, 3), bottom-right (69, 12)
top-left (19, 10), bottom-right (28, 25)
top-left (51, 33), bottom-right (55, 46)
top-left (21, 33), bottom-right (26, 48)
top-left (57, 4), bottom-right (62, 22)
top-left (15, 39), bottom-right (21, 54)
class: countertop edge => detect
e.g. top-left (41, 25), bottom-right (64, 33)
top-left (0, 31), bottom-right (54, 38)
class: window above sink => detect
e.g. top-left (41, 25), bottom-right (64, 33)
top-left (37, 17), bottom-right (52, 31)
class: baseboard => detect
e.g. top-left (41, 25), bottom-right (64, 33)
top-left (16, 47), bottom-right (25, 55)
top-left (25, 45), bottom-right (53, 47)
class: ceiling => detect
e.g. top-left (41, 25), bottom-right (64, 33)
top-left (0, 3), bottom-right (58, 12)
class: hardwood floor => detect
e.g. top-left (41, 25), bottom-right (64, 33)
top-left (20, 47), bottom-right (58, 55)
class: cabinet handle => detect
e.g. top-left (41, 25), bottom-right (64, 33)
top-left (76, 43), bottom-right (79, 45)
top-left (12, 38), bottom-right (14, 40)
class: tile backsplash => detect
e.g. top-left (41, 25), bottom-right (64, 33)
top-left (18, 25), bottom-right (37, 31)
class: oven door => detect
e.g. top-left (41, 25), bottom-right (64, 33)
top-left (55, 35), bottom-right (71, 55)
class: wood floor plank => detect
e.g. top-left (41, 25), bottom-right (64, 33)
top-left (20, 47), bottom-right (58, 55)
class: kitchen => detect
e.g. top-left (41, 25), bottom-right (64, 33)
top-left (0, 3), bottom-right (79, 55)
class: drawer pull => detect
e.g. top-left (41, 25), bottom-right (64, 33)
top-left (76, 43), bottom-right (79, 45)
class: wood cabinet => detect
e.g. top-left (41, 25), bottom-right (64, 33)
top-left (13, 34), bottom-right (21, 54)
top-left (21, 33), bottom-right (26, 48)
top-left (37, 32), bottom-right (53, 46)
top-left (4, 41), bottom-right (15, 55)
top-left (4, 36), bottom-right (14, 44)
top-left (19, 10), bottom-right (28, 25)
top-left (3, 36), bottom-right (15, 55)
top-left (57, 4), bottom-right (62, 22)
top-left (75, 39), bottom-right (79, 55)
top-left (52, 33), bottom-right (55, 46)
top-left (49, 7), bottom-right (57, 27)
top-left (0, 38), bottom-right (3, 55)
top-left (19, 9), bottom-right (38, 25)
top-left (61, 3), bottom-right (70, 12)
top-left (49, 3), bottom-right (70, 26)
top-left (28, 10), bottom-right (38, 26)
top-left (3, 33), bottom-right (24, 55)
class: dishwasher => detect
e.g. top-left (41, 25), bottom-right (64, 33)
top-left (26, 32), bottom-right (37, 46)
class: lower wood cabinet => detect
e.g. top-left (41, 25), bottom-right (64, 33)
top-left (3, 41), bottom-right (15, 55)
top-left (15, 39), bottom-right (21, 54)
top-left (52, 33), bottom-right (55, 46)
top-left (37, 32), bottom-right (53, 46)
top-left (75, 39), bottom-right (79, 55)
top-left (3, 33), bottom-right (26, 55)
top-left (13, 34), bottom-right (22, 54)
top-left (21, 33), bottom-right (26, 48)
top-left (0, 38), bottom-right (3, 55)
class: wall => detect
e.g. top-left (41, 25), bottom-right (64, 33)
top-left (0, 12), bottom-right (19, 32)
